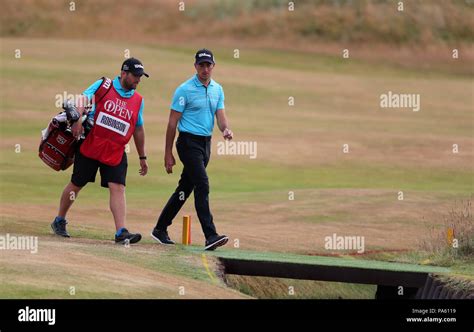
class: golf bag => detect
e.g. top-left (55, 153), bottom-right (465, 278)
top-left (38, 101), bottom-right (82, 171)
top-left (38, 77), bottom-right (112, 171)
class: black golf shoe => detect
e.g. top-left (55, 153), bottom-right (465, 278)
top-left (151, 228), bottom-right (175, 245)
top-left (204, 234), bottom-right (229, 251)
top-left (115, 228), bottom-right (142, 244)
top-left (51, 218), bottom-right (71, 238)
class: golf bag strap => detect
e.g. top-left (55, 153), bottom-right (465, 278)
top-left (94, 77), bottom-right (113, 104)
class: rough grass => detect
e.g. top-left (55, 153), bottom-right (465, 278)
top-left (225, 275), bottom-right (377, 299)
top-left (419, 199), bottom-right (474, 262)
top-left (1, 0), bottom-right (473, 76)
top-left (2, 0), bottom-right (473, 45)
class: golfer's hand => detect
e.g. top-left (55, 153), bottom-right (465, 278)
top-left (72, 121), bottom-right (84, 140)
top-left (164, 153), bottom-right (176, 174)
top-left (139, 159), bottom-right (148, 176)
top-left (223, 128), bottom-right (233, 140)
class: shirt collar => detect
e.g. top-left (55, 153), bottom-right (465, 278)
top-left (113, 76), bottom-right (135, 97)
top-left (193, 74), bottom-right (214, 87)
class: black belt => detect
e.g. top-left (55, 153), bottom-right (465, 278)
top-left (179, 131), bottom-right (211, 141)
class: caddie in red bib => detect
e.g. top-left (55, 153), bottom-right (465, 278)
top-left (50, 58), bottom-right (150, 245)
top-left (80, 81), bottom-right (142, 166)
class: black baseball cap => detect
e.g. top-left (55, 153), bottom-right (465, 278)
top-left (121, 57), bottom-right (149, 77)
top-left (195, 49), bottom-right (215, 64)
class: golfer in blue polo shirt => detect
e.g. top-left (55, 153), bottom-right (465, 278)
top-left (151, 49), bottom-right (233, 250)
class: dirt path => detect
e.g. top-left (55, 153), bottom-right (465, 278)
top-left (0, 235), bottom-right (249, 299)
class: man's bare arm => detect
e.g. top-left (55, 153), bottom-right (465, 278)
top-left (133, 125), bottom-right (146, 157)
top-left (164, 110), bottom-right (182, 173)
top-left (71, 95), bottom-right (89, 139)
top-left (216, 109), bottom-right (233, 140)
top-left (133, 125), bottom-right (148, 176)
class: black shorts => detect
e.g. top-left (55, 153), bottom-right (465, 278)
top-left (71, 149), bottom-right (128, 188)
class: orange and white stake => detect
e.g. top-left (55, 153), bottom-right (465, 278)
top-left (182, 215), bottom-right (191, 245)
top-left (447, 227), bottom-right (454, 246)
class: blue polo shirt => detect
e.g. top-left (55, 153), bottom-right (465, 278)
top-left (83, 76), bottom-right (144, 126)
top-left (171, 74), bottom-right (225, 136)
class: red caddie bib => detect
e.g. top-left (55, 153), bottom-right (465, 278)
top-left (80, 79), bottom-right (142, 166)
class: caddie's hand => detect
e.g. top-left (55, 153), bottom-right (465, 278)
top-left (223, 128), bottom-right (233, 140)
top-left (72, 120), bottom-right (84, 140)
top-left (164, 153), bottom-right (176, 174)
top-left (139, 159), bottom-right (148, 176)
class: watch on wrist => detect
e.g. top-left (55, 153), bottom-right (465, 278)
top-left (139, 156), bottom-right (147, 160)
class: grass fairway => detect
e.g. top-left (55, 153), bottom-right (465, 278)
top-left (0, 37), bottom-right (472, 298)
top-left (196, 247), bottom-right (450, 274)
